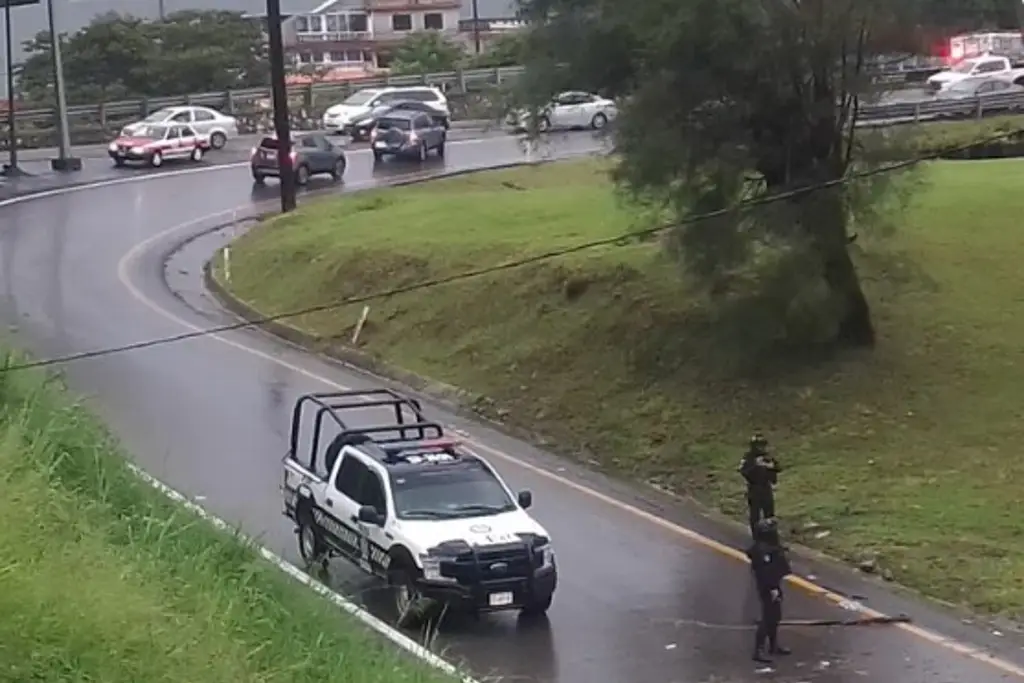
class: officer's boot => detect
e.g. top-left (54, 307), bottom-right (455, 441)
top-left (752, 629), bottom-right (772, 663)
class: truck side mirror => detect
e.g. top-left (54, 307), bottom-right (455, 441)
top-left (357, 505), bottom-right (384, 526)
top-left (517, 490), bottom-right (533, 509)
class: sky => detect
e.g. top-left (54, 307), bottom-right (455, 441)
top-left (0, 0), bottom-right (520, 96)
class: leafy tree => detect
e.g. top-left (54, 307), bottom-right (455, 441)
top-left (16, 11), bottom-right (268, 105)
top-left (389, 31), bottom-right (465, 75)
top-left (515, 0), bottom-right (947, 349)
top-left (469, 32), bottom-right (527, 68)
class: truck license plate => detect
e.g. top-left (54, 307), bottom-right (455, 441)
top-left (488, 591), bottom-right (513, 607)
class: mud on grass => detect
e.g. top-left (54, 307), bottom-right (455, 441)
top-left (222, 158), bottom-right (1024, 617)
top-left (0, 354), bottom-right (457, 683)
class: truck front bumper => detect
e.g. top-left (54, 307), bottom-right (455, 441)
top-left (417, 565), bottom-right (557, 613)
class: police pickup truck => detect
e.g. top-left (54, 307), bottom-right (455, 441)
top-left (282, 389), bottom-right (557, 627)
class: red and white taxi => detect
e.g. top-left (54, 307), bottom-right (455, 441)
top-left (107, 123), bottom-right (211, 167)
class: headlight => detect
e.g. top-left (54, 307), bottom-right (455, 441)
top-left (537, 543), bottom-right (555, 569)
top-left (419, 554), bottom-right (457, 583)
top-left (130, 147), bottom-right (143, 154)
top-left (108, 143), bottom-right (117, 151)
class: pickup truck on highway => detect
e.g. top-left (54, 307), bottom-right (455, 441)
top-left (281, 389), bottom-right (557, 628)
top-left (926, 54), bottom-right (1024, 93)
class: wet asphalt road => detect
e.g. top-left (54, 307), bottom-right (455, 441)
top-left (3, 131), bottom-right (1024, 683)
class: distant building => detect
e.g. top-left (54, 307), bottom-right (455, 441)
top-left (273, 0), bottom-right (521, 74)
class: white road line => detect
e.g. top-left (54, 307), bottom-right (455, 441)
top-left (125, 464), bottom-right (479, 683)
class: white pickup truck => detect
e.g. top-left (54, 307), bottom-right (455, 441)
top-left (927, 54), bottom-right (1024, 92)
top-left (281, 388), bottom-right (557, 629)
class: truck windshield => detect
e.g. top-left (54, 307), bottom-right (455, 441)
top-left (390, 462), bottom-right (516, 520)
top-left (951, 59), bottom-right (982, 73)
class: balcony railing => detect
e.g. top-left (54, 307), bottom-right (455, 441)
top-left (295, 31), bottom-right (372, 42)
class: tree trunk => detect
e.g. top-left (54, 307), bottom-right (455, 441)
top-left (801, 186), bottom-right (876, 348)
top-left (821, 243), bottom-right (875, 347)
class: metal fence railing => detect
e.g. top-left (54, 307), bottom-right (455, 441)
top-left (0, 66), bottom-right (524, 128)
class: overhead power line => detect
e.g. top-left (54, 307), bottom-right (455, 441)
top-left (0, 126), bottom-right (1016, 374)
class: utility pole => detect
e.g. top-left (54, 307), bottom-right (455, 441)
top-left (2, 0), bottom-right (22, 176)
top-left (157, 0), bottom-right (165, 21)
top-left (471, 0), bottom-right (480, 54)
top-left (46, 0), bottom-right (79, 171)
top-left (266, 0), bottom-right (296, 212)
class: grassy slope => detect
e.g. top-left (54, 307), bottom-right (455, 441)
top-left (223, 157), bottom-right (1024, 617)
top-left (0, 357), bottom-right (455, 683)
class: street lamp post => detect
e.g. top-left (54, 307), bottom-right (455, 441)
top-left (46, 0), bottom-right (79, 171)
top-left (2, 0), bottom-right (23, 176)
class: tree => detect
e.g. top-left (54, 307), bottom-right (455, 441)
top-left (389, 31), bottom-right (466, 75)
top-left (469, 32), bottom-right (527, 68)
top-left (16, 11), bottom-right (268, 104)
top-left (515, 0), bottom-right (944, 349)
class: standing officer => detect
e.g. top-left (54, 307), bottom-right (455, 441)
top-left (747, 517), bottom-right (792, 663)
top-left (738, 433), bottom-right (781, 537)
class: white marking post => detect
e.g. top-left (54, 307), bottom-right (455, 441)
top-left (222, 247), bottom-right (231, 281)
top-left (351, 305), bottom-right (370, 345)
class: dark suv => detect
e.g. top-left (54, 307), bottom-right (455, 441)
top-left (250, 132), bottom-right (347, 186)
top-left (370, 111), bottom-right (446, 162)
top-left (347, 101), bottom-right (450, 141)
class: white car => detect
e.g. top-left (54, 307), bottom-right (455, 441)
top-left (509, 91), bottom-right (618, 132)
top-left (926, 54), bottom-right (1024, 93)
top-left (119, 105), bottom-right (239, 150)
top-left (282, 389), bottom-right (557, 628)
top-left (321, 86), bottom-right (449, 134)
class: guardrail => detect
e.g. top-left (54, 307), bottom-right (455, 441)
top-left (0, 66), bottom-right (523, 129)
top-left (0, 58), bottom-right (1014, 150)
top-left (859, 91), bottom-right (1024, 124)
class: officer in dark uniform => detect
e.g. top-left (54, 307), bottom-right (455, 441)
top-left (738, 433), bottom-right (781, 537)
top-left (747, 517), bottom-right (792, 663)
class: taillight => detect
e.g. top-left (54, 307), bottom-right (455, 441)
top-left (409, 131), bottom-right (418, 143)
top-left (289, 150), bottom-right (297, 164)
top-left (249, 146), bottom-right (257, 159)
top-left (370, 128), bottom-right (378, 140)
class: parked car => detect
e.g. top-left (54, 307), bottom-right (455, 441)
top-left (346, 100), bottom-right (451, 141)
top-left (370, 110), bottom-right (446, 162)
top-left (322, 86), bottom-right (449, 134)
top-left (120, 106), bottom-right (239, 150)
top-left (507, 91), bottom-right (618, 133)
top-left (107, 123), bottom-right (210, 167)
top-left (250, 132), bottom-right (347, 186)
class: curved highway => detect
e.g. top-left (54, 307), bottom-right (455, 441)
top-left (3, 132), bottom-right (1024, 683)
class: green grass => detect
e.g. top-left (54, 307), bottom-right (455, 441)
top-left (0, 354), bottom-right (457, 683)
top-left (222, 157), bottom-right (1024, 617)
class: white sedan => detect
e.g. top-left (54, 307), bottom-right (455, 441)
top-left (508, 91), bottom-right (618, 132)
top-left (119, 105), bottom-right (239, 150)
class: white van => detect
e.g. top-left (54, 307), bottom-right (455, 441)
top-left (322, 86), bottom-right (449, 133)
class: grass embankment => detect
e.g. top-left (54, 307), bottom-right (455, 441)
top-left (0, 356), bottom-right (454, 682)
top-left (221, 157), bottom-right (1024, 617)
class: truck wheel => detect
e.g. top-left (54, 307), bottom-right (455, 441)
top-left (436, 141), bottom-right (445, 157)
top-left (210, 131), bottom-right (227, 149)
top-left (389, 566), bottom-right (438, 629)
top-left (296, 513), bottom-right (327, 569)
top-left (519, 592), bottom-right (553, 617)
top-left (149, 151), bottom-right (163, 167)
